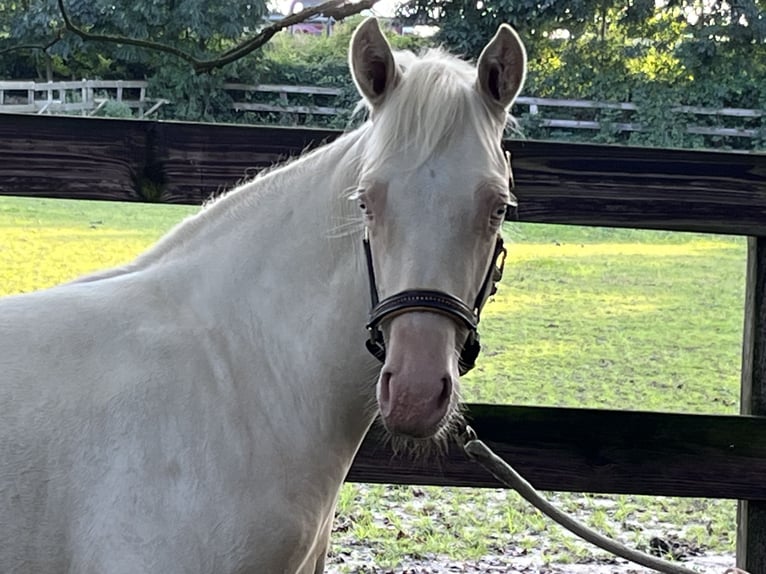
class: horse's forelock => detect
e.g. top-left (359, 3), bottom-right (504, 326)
top-left (359, 49), bottom-right (509, 178)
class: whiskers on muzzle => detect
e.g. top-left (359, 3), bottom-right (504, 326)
top-left (374, 394), bottom-right (467, 461)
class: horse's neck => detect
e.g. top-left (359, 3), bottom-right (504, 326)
top-left (148, 127), bottom-right (379, 456)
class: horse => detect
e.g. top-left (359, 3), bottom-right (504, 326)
top-left (0, 17), bottom-right (526, 573)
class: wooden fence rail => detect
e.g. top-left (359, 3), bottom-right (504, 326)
top-left (0, 113), bottom-right (765, 570)
top-left (224, 83), bottom-right (766, 139)
top-left (0, 79), bottom-right (166, 117)
top-left (1, 79), bottom-right (764, 139)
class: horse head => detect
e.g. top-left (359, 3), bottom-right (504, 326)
top-left (350, 18), bottom-right (527, 439)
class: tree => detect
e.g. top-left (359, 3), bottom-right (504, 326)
top-left (0, 0), bottom-right (378, 78)
top-left (397, 0), bottom-right (765, 104)
top-left (397, 0), bottom-right (615, 59)
top-left (0, 0), bottom-right (379, 121)
top-left (673, 0), bottom-right (766, 107)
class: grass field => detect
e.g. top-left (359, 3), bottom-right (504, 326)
top-left (0, 195), bottom-right (748, 571)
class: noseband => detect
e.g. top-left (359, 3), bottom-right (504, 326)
top-left (363, 206), bottom-right (514, 376)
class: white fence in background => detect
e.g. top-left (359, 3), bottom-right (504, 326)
top-left (0, 79), bottom-right (762, 139)
top-left (0, 80), bottom-right (167, 117)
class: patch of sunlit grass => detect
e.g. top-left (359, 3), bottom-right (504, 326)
top-left (506, 240), bottom-right (732, 260)
top-left (464, 228), bottom-right (746, 415)
top-left (0, 197), bottom-right (198, 295)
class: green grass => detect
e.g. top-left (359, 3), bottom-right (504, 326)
top-left (0, 196), bottom-right (197, 294)
top-left (0, 195), bottom-right (747, 571)
top-left (472, 225), bottom-right (745, 415)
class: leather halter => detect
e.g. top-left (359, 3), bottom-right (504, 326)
top-left (363, 207), bottom-right (513, 376)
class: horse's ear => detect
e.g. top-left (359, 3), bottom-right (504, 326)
top-left (476, 24), bottom-right (527, 110)
top-left (349, 17), bottom-right (399, 108)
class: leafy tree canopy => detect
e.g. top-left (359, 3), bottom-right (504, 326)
top-left (396, 0), bottom-right (766, 107)
top-left (0, 0), bottom-right (374, 78)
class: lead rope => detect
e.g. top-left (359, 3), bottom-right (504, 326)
top-left (458, 425), bottom-right (749, 574)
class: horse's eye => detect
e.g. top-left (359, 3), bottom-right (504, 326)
top-left (359, 202), bottom-right (367, 212)
top-left (495, 205), bottom-right (507, 218)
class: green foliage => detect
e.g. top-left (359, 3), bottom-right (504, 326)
top-left (96, 99), bottom-right (133, 118)
top-left (149, 66), bottom-right (235, 122)
top-left (0, 0), bottom-right (267, 65)
top-left (399, 0), bottom-right (765, 151)
top-left (237, 18), bottom-right (431, 128)
top-left (0, 0), bottom-right (267, 121)
top-left (1, 0), bottom-right (764, 148)
top-left (137, 177), bottom-right (165, 202)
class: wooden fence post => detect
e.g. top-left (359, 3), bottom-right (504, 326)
top-left (138, 85), bottom-right (146, 117)
top-left (737, 236), bottom-right (766, 572)
top-left (80, 80), bottom-right (87, 116)
top-left (86, 81), bottom-right (94, 116)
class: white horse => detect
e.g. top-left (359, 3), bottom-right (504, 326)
top-left (0, 18), bottom-right (526, 573)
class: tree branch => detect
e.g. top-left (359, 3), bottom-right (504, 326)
top-left (56, 0), bottom-right (380, 74)
top-left (0, 31), bottom-right (64, 57)
top-left (56, 0), bottom-right (200, 67)
top-left (201, 0), bottom-right (379, 72)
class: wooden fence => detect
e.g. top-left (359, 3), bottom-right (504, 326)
top-left (1, 79), bottom-right (763, 140)
top-left (0, 113), bottom-right (765, 571)
top-left (0, 80), bottom-right (167, 117)
top-left (226, 82), bottom-right (345, 116)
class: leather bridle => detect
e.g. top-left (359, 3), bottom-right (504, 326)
top-left (362, 203), bottom-right (515, 376)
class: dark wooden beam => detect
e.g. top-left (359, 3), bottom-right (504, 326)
top-left (509, 140), bottom-right (766, 236)
top-left (0, 115), bottom-right (765, 235)
top-left (0, 114), bottom-right (147, 202)
top-left (737, 237), bottom-right (766, 571)
top-left (148, 121), bottom-right (339, 204)
top-left (347, 403), bottom-right (766, 501)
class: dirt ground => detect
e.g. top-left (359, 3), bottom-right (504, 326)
top-left (327, 550), bottom-right (737, 573)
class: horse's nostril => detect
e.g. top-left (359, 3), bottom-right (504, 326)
top-left (378, 370), bottom-right (392, 410)
top-left (438, 375), bottom-right (452, 408)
